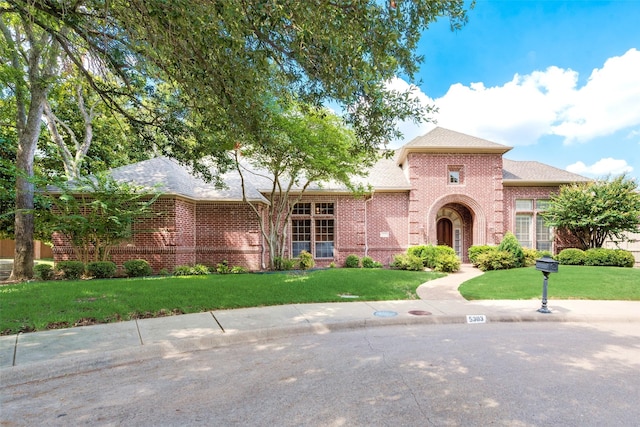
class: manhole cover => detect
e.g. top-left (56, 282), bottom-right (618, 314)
top-left (373, 310), bottom-right (398, 318)
top-left (408, 310), bottom-right (432, 316)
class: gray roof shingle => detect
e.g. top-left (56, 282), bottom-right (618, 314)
top-left (502, 159), bottom-right (591, 185)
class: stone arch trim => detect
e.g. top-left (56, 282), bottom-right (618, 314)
top-left (426, 194), bottom-right (486, 246)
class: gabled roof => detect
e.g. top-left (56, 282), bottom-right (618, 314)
top-left (109, 157), bottom-right (269, 203)
top-left (502, 159), bottom-right (592, 186)
top-left (397, 127), bottom-right (512, 164)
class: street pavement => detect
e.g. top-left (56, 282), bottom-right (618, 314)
top-left (1, 265), bottom-right (639, 387)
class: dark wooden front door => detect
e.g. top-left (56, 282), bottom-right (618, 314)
top-left (437, 218), bottom-right (453, 247)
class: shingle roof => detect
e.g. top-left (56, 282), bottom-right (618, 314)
top-left (502, 159), bottom-right (592, 186)
top-left (109, 157), bottom-right (269, 203)
top-left (398, 127), bottom-right (512, 163)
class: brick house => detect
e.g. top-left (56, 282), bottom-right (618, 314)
top-left (52, 127), bottom-right (592, 272)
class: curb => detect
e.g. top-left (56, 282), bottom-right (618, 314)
top-left (1, 311), bottom-right (633, 388)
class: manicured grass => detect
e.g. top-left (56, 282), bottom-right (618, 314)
top-left (459, 265), bottom-right (640, 301)
top-left (0, 269), bottom-right (444, 335)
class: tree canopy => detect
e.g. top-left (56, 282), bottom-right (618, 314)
top-left (2, 0), bottom-right (470, 279)
top-left (542, 175), bottom-right (640, 250)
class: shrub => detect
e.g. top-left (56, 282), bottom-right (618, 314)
top-left (391, 253), bottom-right (424, 271)
top-left (556, 248), bottom-right (586, 265)
top-left (610, 249), bottom-right (636, 268)
top-left (345, 254), bottom-right (360, 268)
top-left (216, 260), bottom-right (231, 274)
top-left (298, 251), bottom-right (315, 270)
top-left (34, 264), bottom-right (54, 281)
top-left (407, 245), bottom-right (435, 267)
top-left (497, 232), bottom-right (525, 268)
top-left (158, 268), bottom-right (170, 276)
top-left (522, 248), bottom-right (541, 267)
top-left (173, 265), bottom-right (194, 276)
top-left (123, 259), bottom-right (152, 277)
top-left (434, 253), bottom-right (461, 273)
top-left (329, 262), bottom-right (336, 268)
top-left (361, 256), bottom-right (382, 268)
top-left (584, 248), bottom-right (635, 267)
top-left (86, 261), bottom-right (117, 278)
top-left (56, 261), bottom-right (85, 280)
top-left (192, 264), bottom-right (210, 275)
top-left (476, 250), bottom-right (515, 271)
top-left (468, 245), bottom-right (496, 267)
top-left (230, 266), bottom-right (248, 274)
top-left (274, 257), bottom-right (297, 271)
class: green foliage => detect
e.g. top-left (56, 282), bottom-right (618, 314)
top-left (192, 264), bottom-right (210, 275)
top-left (56, 261), bottom-right (85, 280)
top-left (123, 259), bottom-right (152, 277)
top-left (216, 260), bottom-right (231, 274)
top-left (274, 257), bottom-right (297, 271)
top-left (556, 248), bottom-right (586, 265)
top-left (40, 173), bottom-right (161, 265)
top-left (391, 253), bottom-right (424, 271)
top-left (434, 253), bottom-right (461, 273)
top-left (345, 255), bottom-right (361, 268)
top-left (172, 265), bottom-right (195, 276)
top-left (522, 248), bottom-right (542, 267)
top-left (468, 245), bottom-right (497, 267)
top-left (584, 248), bottom-right (635, 268)
top-left (230, 266), bottom-right (248, 274)
top-left (497, 232), bottom-right (525, 268)
top-left (298, 251), bottom-right (315, 270)
top-left (34, 264), bottom-right (54, 281)
top-left (542, 175), bottom-right (640, 249)
top-left (86, 261), bottom-right (117, 279)
top-left (361, 256), bottom-right (382, 269)
top-left (476, 250), bottom-right (516, 272)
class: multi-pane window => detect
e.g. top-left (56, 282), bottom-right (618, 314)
top-left (448, 166), bottom-right (463, 185)
top-left (514, 199), bottom-right (551, 250)
top-left (315, 219), bottom-right (334, 258)
top-left (291, 202), bottom-right (335, 258)
top-left (291, 219), bottom-right (311, 256)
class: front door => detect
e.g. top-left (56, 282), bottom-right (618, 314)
top-left (437, 218), bottom-right (453, 247)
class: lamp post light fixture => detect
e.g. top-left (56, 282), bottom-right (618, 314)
top-left (535, 255), bottom-right (559, 314)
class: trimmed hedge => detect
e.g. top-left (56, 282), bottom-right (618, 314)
top-left (468, 245), bottom-right (496, 267)
top-left (345, 254), bottom-right (360, 268)
top-left (123, 259), bottom-right (152, 277)
top-left (87, 261), bottom-right (117, 278)
top-left (361, 256), bottom-right (382, 268)
top-left (56, 261), bottom-right (85, 280)
top-left (497, 232), bottom-right (525, 268)
top-left (476, 250), bottom-right (516, 271)
top-left (556, 248), bottom-right (635, 267)
top-left (34, 264), bottom-right (54, 281)
top-left (391, 253), bottom-right (424, 271)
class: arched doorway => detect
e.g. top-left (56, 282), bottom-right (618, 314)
top-left (437, 218), bottom-right (453, 248)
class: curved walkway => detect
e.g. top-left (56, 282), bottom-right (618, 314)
top-left (416, 264), bottom-right (483, 301)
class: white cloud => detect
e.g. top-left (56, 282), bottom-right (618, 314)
top-left (566, 158), bottom-right (633, 177)
top-left (389, 48), bottom-right (640, 148)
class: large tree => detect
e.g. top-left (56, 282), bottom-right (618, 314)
top-left (542, 175), bottom-right (640, 250)
top-left (2, 0), bottom-right (470, 279)
top-left (234, 103), bottom-right (374, 269)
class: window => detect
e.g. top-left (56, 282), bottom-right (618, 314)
top-left (315, 219), bottom-right (334, 258)
top-left (514, 199), bottom-right (552, 250)
top-left (515, 199), bottom-right (533, 211)
top-left (292, 202), bottom-right (335, 258)
top-left (515, 214), bottom-right (532, 248)
top-left (291, 219), bottom-right (311, 256)
top-left (448, 166), bottom-right (463, 185)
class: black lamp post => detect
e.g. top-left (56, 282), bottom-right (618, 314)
top-left (535, 255), bottom-right (559, 314)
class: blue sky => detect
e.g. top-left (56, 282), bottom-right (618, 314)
top-left (388, 0), bottom-right (640, 181)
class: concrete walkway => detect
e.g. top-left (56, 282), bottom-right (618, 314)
top-left (2, 265), bottom-right (639, 386)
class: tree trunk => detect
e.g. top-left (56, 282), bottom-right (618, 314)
top-left (10, 87), bottom-right (47, 281)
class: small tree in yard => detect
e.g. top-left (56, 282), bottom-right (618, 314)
top-left (235, 103), bottom-right (375, 270)
top-left (541, 175), bottom-right (640, 250)
top-left (40, 174), bottom-right (160, 264)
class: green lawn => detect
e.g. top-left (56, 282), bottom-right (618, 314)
top-left (459, 265), bottom-right (640, 300)
top-left (0, 269), bottom-right (444, 335)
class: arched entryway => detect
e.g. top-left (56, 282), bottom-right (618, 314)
top-left (427, 195), bottom-right (485, 263)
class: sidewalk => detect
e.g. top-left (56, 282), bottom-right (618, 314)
top-left (2, 265), bottom-right (639, 385)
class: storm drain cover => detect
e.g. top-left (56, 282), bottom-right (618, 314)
top-left (339, 294), bottom-right (359, 299)
top-left (408, 310), bottom-right (432, 316)
top-left (373, 310), bottom-right (398, 317)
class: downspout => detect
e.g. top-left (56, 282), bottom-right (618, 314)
top-left (364, 191), bottom-right (374, 257)
top-left (260, 205), bottom-right (266, 270)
